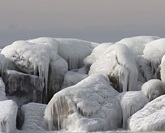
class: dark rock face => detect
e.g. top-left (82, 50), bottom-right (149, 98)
top-left (3, 70), bottom-right (44, 106)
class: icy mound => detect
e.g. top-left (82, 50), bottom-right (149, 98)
top-left (84, 42), bottom-right (113, 71)
top-left (143, 38), bottom-right (165, 74)
top-left (44, 74), bottom-right (122, 132)
top-left (119, 91), bottom-right (149, 129)
top-left (21, 103), bottom-right (46, 131)
top-left (117, 36), bottom-right (159, 55)
top-left (56, 38), bottom-right (98, 70)
top-left (141, 79), bottom-right (165, 101)
top-left (1, 39), bottom-right (58, 98)
top-left (0, 100), bottom-right (18, 133)
top-left (89, 43), bottom-right (138, 92)
top-left (128, 95), bottom-right (165, 131)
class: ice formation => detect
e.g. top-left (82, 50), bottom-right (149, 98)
top-left (143, 38), bottom-right (165, 75)
top-left (84, 42), bottom-right (113, 71)
top-left (161, 55), bottom-right (165, 82)
top-left (119, 91), bottom-right (149, 129)
top-left (21, 103), bottom-right (46, 131)
top-left (89, 43), bottom-right (138, 92)
top-left (0, 100), bottom-right (18, 133)
top-left (56, 38), bottom-right (98, 70)
top-left (47, 55), bottom-right (68, 101)
top-left (44, 74), bottom-right (122, 132)
top-left (128, 95), bottom-right (165, 131)
top-left (62, 68), bottom-right (88, 88)
top-left (117, 36), bottom-right (159, 55)
top-left (141, 79), bottom-right (165, 101)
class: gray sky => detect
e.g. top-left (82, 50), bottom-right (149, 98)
top-left (0, 0), bottom-right (165, 47)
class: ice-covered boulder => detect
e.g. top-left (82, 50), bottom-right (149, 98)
top-left (89, 43), bottom-right (138, 92)
top-left (143, 38), bottom-right (165, 75)
top-left (0, 77), bottom-right (7, 101)
top-left (44, 74), bottom-right (122, 132)
top-left (0, 100), bottom-right (18, 133)
top-left (161, 55), bottom-right (165, 82)
top-left (56, 38), bottom-right (98, 70)
top-left (141, 79), bottom-right (165, 101)
top-left (62, 68), bottom-right (88, 89)
top-left (119, 91), bottom-right (149, 129)
top-left (135, 55), bottom-right (153, 82)
top-left (128, 95), bottom-right (165, 131)
top-left (117, 36), bottom-right (159, 55)
top-left (21, 103), bottom-right (46, 131)
top-left (84, 42), bottom-right (113, 72)
top-left (3, 70), bottom-right (44, 106)
top-left (47, 55), bottom-right (68, 101)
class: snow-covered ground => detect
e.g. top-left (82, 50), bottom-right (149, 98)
top-left (0, 36), bottom-right (165, 132)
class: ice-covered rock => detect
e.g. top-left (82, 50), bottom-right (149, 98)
top-left (117, 36), bottom-right (159, 55)
top-left (143, 38), bottom-right (165, 75)
top-left (21, 103), bottom-right (46, 131)
top-left (141, 79), bottom-right (165, 101)
top-left (89, 43), bottom-right (138, 92)
top-left (0, 100), bottom-right (18, 133)
top-left (47, 55), bottom-right (68, 101)
top-left (84, 42), bottom-right (113, 72)
top-left (3, 70), bottom-right (44, 106)
top-left (44, 74), bottom-right (122, 132)
top-left (128, 95), bottom-right (165, 131)
top-left (62, 68), bottom-right (88, 89)
top-left (135, 55), bottom-right (153, 82)
top-left (161, 55), bottom-right (165, 82)
top-left (56, 38), bottom-right (98, 70)
top-left (119, 91), bottom-right (149, 129)
top-left (0, 77), bottom-right (7, 101)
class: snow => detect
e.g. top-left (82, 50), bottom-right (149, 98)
top-left (117, 36), bottom-right (159, 55)
top-left (128, 95), bottom-right (165, 131)
top-left (118, 91), bottom-right (149, 129)
top-left (141, 79), bottom-right (165, 101)
top-left (44, 74), bottom-right (122, 132)
top-left (89, 43), bottom-right (138, 92)
top-left (21, 103), bottom-right (46, 131)
top-left (0, 100), bottom-right (18, 133)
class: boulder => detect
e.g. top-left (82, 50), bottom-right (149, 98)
top-left (128, 95), bottom-right (165, 131)
top-left (3, 70), bottom-right (44, 106)
top-left (0, 100), bottom-right (18, 133)
top-left (44, 74), bottom-right (122, 132)
top-left (21, 103), bottom-right (46, 131)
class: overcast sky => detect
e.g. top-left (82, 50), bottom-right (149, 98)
top-left (0, 0), bottom-right (165, 47)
